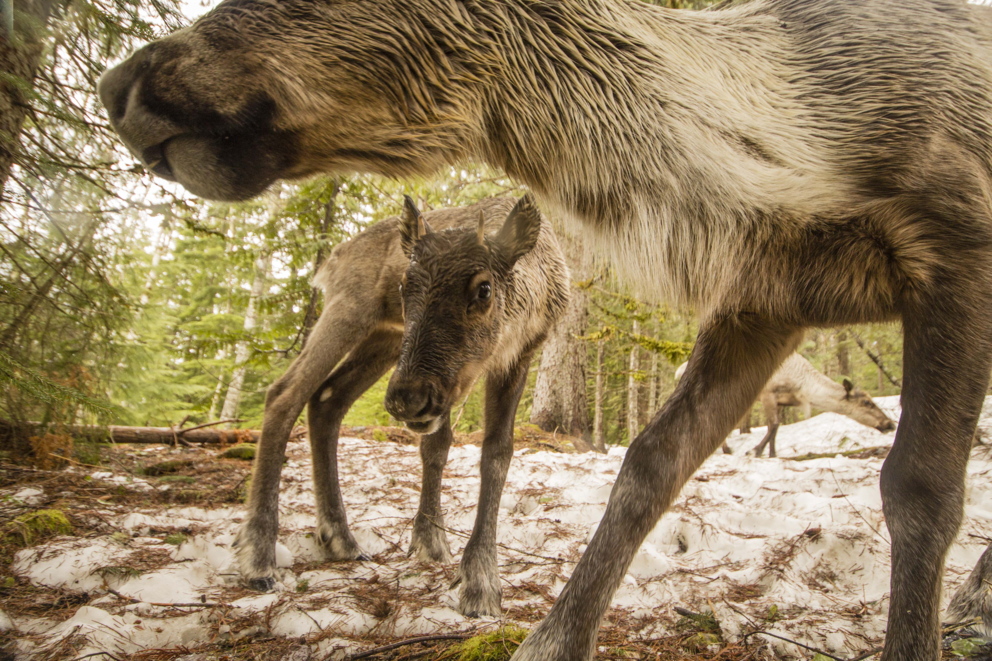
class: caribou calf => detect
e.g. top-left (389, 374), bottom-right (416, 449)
top-left (384, 193), bottom-right (568, 617)
top-left (232, 196), bottom-right (567, 618)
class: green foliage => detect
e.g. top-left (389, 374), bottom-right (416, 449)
top-left (950, 638), bottom-right (992, 657)
top-left (163, 533), bottom-right (187, 546)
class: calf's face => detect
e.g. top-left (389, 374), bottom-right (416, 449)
top-left (384, 195), bottom-right (541, 434)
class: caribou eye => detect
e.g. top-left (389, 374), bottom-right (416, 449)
top-left (478, 282), bottom-right (492, 301)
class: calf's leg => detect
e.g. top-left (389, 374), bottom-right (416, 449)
top-left (512, 315), bottom-right (800, 660)
top-left (308, 329), bottom-right (400, 560)
top-left (879, 288), bottom-right (992, 660)
top-left (456, 354), bottom-right (533, 617)
top-left (233, 298), bottom-right (376, 590)
top-left (409, 414), bottom-right (455, 563)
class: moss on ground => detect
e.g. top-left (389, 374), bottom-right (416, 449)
top-left (157, 475), bottom-right (197, 484)
top-left (447, 625), bottom-right (528, 661)
top-left (222, 444), bottom-right (256, 460)
top-left (164, 533), bottom-right (187, 545)
top-left (7, 509), bottom-right (72, 546)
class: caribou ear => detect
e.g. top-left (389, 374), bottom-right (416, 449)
top-left (843, 378), bottom-right (854, 396)
top-left (400, 195), bottom-right (432, 258)
top-left (496, 193), bottom-right (542, 266)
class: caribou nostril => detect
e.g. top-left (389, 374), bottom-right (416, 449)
top-left (414, 395), bottom-right (434, 420)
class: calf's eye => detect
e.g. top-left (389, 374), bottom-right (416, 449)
top-left (478, 282), bottom-right (492, 301)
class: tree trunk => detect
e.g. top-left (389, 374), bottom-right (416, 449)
top-left (837, 330), bottom-right (851, 376)
top-left (0, 0), bottom-right (58, 203)
top-left (220, 251), bottom-right (271, 423)
top-left (593, 339), bottom-right (606, 452)
top-left (627, 319), bottom-right (641, 443)
top-left (647, 345), bottom-right (660, 415)
top-left (530, 285), bottom-right (590, 439)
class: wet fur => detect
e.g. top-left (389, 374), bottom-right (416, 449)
top-left (101, 1), bottom-right (992, 658)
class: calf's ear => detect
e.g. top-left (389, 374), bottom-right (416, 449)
top-left (496, 193), bottom-right (542, 266)
top-left (400, 195), bottom-right (432, 258)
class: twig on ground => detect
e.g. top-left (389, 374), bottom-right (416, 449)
top-left (105, 586), bottom-right (222, 608)
top-left (344, 633), bottom-right (474, 660)
top-left (177, 419), bottom-right (243, 434)
top-left (422, 514), bottom-right (571, 563)
top-left (742, 629), bottom-right (882, 661)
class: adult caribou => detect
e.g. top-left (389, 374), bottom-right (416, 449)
top-left (98, 0), bottom-right (992, 658)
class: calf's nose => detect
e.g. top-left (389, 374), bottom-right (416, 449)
top-left (384, 382), bottom-right (434, 421)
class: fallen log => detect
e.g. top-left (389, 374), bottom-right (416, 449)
top-left (0, 419), bottom-right (264, 445)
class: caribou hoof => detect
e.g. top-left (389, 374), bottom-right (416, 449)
top-left (409, 520), bottom-right (453, 564)
top-left (454, 570), bottom-right (502, 618)
top-left (247, 576), bottom-right (276, 592)
top-left (316, 524), bottom-right (365, 561)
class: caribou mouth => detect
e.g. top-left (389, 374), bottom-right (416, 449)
top-left (142, 142), bottom-right (176, 181)
top-left (406, 418), bottom-right (442, 435)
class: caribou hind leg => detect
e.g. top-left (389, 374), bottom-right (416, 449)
top-left (308, 329), bottom-right (401, 561)
top-left (454, 352), bottom-right (534, 618)
top-left (234, 298), bottom-right (377, 591)
top-left (513, 316), bottom-right (800, 661)
top-left (879, 287), bottom-right (992, 660)
top-left (409, 414), bottom-right (455, 563)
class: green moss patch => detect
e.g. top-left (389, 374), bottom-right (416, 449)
top-left (156, 475), bottom-right (197, 484)
top-left (7, 509), bottom-right (72, 546)
top-left (449, 625), bottom-right (528, 661)
top-left (164, 533), bottom-right (187, 546)
top-left (221, 444), bottom-right (256, 460)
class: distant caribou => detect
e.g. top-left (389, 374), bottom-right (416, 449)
top-left (679, 353), bottom-right (895, 457)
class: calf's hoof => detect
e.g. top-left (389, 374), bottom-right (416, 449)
top-left (232, 525), bottom-right (279, 593)
top-left (247, 576), bottom-right (276, 592)
top-left (317, 523), bottom-right (366, 561)
top-left (409, 522), bottom-right (453, 564)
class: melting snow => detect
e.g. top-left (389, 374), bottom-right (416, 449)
top-left (9, 395), bottom-right (992, 659)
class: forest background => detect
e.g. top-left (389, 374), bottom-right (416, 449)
top-left (0, 0), bottom-right (905, 462)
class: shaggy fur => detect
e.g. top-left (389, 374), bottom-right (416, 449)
top-left (386, 193), bottom-right (568, 615)
top-left (100, 1), bottom-right (992, 658)
top-left (229, 197), bottom-right (566, 616)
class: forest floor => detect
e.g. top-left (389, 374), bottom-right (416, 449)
top-left (2, 397), bottom-right (992, 661)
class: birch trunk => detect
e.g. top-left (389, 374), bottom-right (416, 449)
top-left (627, 319), bottom-right (641, 443)
top-left (593, 339), bottom-right (606, 452)
top-left (220, 252), bottom-right (271, 423)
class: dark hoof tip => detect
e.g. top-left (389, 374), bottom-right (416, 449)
top-left (247, 577), bottom-right (276, 592)
top-left (356, 553), bottom-right (370, 562)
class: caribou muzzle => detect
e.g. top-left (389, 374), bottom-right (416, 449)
top-left (98, 41), bottom-right (298, 201)
top-left (384, 377), bottom-right (447, 435)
